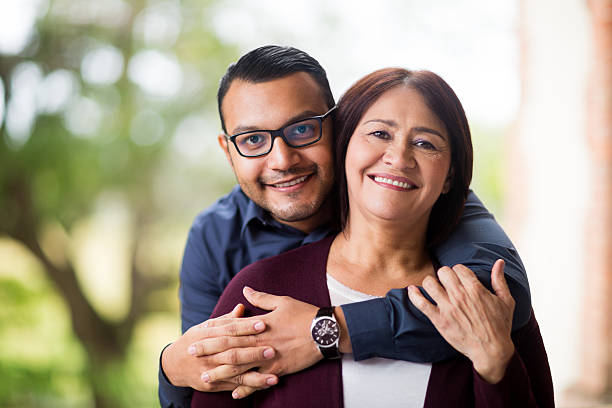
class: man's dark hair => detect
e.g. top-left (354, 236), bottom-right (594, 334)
top-left (217, 45), bottom-right (335, 133)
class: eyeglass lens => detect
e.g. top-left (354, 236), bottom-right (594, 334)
top-left (234, 118), bottom-right (321, 156)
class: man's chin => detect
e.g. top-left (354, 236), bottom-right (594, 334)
top-left (267, 202), bottom-right (321, 223)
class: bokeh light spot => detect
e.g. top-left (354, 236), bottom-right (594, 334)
top-left (127, 50), bottom-right (182, 98)
top-left (37, 69), bottom-right (79, 114)
top-left (81, 45), bottom-right (124, 85)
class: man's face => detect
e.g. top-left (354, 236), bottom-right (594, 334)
top-left (218, 72), bottom-right (335, 231)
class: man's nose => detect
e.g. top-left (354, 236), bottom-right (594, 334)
top-left (266, 137), bottom-right (300, 170)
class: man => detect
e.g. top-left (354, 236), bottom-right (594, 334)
top-left (159, 46), bottom-right (531, 406)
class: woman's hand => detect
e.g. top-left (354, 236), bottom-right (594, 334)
top-left (407, 259), bottom-right (516, 384)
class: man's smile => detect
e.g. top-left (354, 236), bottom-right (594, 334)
top-left (263, 174), bottom-right (313, 192)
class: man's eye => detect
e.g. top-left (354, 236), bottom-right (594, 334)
top-left (239, 133), bottom-right (266, 146)
top-left (287, 123), bottom-right (315, 139)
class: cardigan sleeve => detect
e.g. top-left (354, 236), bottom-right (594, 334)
top-left (189, 270), bottom-right (261, 408)
top-left (472, 311), bottom-right (555, 408)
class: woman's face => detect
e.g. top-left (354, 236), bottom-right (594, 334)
top-left (344, 86), bottom-right (452, 226)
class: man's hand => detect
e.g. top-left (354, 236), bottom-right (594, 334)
top-left (161, 304), bottom-right (279, 394)
top-left (190, 287), bottom-right (328, 399)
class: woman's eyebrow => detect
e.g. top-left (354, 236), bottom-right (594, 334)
top-left (362, 119), bottom-right (446, 141)
top-left (412, 126), bottom-right (446, 140)
top-left (363, 118), bottom-right (397, 127)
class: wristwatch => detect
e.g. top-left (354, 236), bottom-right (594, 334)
top-left (310, 307), bottom-right (341, 359)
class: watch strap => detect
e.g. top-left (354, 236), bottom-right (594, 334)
top-left (317, 306), bottom-right (335, 318)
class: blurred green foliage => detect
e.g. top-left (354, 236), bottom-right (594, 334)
top-left (0, 0), bottom-right (239, 406)
top-left (0, 2), bottom-right (509, 407)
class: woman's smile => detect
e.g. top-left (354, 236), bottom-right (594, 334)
top-left (368, 173), bottom-right (418, 191)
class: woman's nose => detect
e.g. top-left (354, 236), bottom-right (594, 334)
top-left (383, 143), bottom-right (417, 170)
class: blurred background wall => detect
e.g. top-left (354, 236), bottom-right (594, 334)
top-left (0, 0), bottom-right (610, 406)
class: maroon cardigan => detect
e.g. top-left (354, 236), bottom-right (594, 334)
top-left (192, 236), bottom-right (554, 408)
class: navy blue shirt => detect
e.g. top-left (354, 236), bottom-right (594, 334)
top-left (159, 185), bottom-right (531, 407)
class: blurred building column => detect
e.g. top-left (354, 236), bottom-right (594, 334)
top-left (580, 0), bottom-right (612, 401)
top-left (511, 0), bottom-right (593, 404)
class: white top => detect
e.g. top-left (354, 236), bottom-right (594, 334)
top-left (327, 274), bottom-right (432, 408)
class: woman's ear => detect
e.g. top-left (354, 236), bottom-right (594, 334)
top-left (442, 167), bottom-right (454, 194)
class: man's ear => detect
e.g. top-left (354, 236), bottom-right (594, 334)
top-left (217, 133), bottom-right (233, 168)
top-left (442, 167), bottom-right (454, 194)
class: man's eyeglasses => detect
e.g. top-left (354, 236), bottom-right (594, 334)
top-left (225, 106), bottom-right (337, 158)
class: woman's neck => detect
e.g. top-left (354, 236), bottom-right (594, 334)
top-left (327, 212), bottom-right (435, 296)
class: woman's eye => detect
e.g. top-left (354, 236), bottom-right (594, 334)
top-left (369, 130), bottom-right (390, 140)
top-left (414, 139), bottom-right (436, 150)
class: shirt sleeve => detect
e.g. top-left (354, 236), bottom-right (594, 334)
top-left (158, 223), bottom-right (227, 408)
top-left (341, 191), bottom-right (532, 362)
top-left (158, 344), bottom-right (194, 408)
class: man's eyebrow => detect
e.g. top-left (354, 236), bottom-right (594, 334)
top-left (362, 119), bottom-right (446, 141)
top-left (230, 110), bottom-right (321, 135)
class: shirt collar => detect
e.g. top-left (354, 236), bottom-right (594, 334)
top-left (240, 194), bottom-right (333, 241)
top-left (240, 197), bottom-right (270, 237)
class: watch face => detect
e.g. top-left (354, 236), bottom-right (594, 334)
top-left (311, 317), bottom-right (339, 346)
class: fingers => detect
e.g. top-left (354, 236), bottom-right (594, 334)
top-left (203, 304), bottom-right (245, 324)
top-left (189, 334), bottom-right (262, 356)
top-left (232, 374), bottom-right (277, 399)
top-left (243, 286), bottom-right (285, 311)
top-left (227, 370), bottom-right (278, 390)
top-left (206, 346), bottom-right (275, 367)
top-left (193, 380), bottom-right (238, 392)
top-left (232, 385), bottom-right (258, 400)
top-left (436, 266), bottom-right (466, 302)
top-left (421, 274), bottom-right (449, 305)
top-left (407, 284), bottom-right (439, 322)
top-left (228, 303), bottom-right (245, 318)
top-left (187, 318), bottom-right (266, 356)
top-left (202, 362), bottom-right (257, 384)
top-left (491, 259), bottom-right (514, 307)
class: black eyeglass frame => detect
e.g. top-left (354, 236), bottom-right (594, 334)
top-left (225, 106), bottom-right (337, 158)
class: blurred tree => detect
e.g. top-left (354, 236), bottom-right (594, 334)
top-left (0, 0), bottom-right (237, 406)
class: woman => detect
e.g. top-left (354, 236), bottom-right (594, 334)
top-left (191, 68), bottom-right (554, 407)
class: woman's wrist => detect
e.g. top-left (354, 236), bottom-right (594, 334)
top-left (472, 343), bottom-right (515, 384)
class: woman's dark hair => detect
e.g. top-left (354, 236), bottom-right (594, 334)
top-left (335, 68), bottom-right (473, 247)
top-left (217, 45), bottom-right (335, 133)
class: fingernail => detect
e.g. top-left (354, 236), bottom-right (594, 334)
top-left (188, 345), bottom-right (196, 355)
top-left (266, 376), bottom-right (278, 385)
top-left (263, 348), bottom-right (274, 359)
top-left (232, 390), bottom-right (240, 399)
top-left (254, 321), bottom-right (265, 331)
top-left (201, 372), bottom-right (210, 382)
top-left (243, 286), bottom-right (254, 295)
